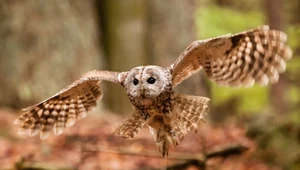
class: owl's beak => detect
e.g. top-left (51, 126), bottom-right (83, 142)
top-left (141, 86), bottom-right (145, 94)
top-left (140, 86), bottom-right (146, 97)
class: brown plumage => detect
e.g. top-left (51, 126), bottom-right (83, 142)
top-left (15, 26), bottom-right (292, 156)
top-left (171, 25), bottom-right (292, 87)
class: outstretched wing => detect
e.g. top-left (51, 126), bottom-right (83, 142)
top-left (14, 70), bottom-right (127, 139)
top-left (171, 25), bottom-right (293, 87)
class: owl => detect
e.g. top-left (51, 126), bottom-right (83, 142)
top-left (15, 26), bottom-right (292, 156)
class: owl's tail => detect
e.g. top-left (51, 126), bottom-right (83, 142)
top-left (150, 94), bottom-right (210, 157)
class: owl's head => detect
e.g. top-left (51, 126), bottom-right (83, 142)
top-left (124, 66), bottom-right (172, 98)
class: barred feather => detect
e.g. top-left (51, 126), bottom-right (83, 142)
top-left (15, 70), bottom-right (121, 139)
top-left (114, 110), bottom-right (146, 139)
top-left (171, 25), bottom-right (293, 87)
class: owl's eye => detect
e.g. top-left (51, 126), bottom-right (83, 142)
top-left (133, 78), bottom-right (139, 85)
top-left (147, 77), bottom-right (156, 84)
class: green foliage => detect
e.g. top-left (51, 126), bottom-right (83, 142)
top-left (287, 85), bottom-right (300, 105)
top-left (289, 110), bottom-right (300, 127)
top-left (196, 5), bottom-right (264, 39)
top-left (287, 25), bottom-right (300, 50)
top-left (286, 25), bottom-right (300, 78)
top-left (210, 83), bottom-right (268, 114)
top-left (286, 25), bottom-right (300, 125)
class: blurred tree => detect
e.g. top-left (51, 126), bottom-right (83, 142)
top-left (0, 0), bottom-right (103, 109)
top-left (148, 0), bottom-right (209, 97)
top-left (99, 0), bottom-right (148, 114)
top-left (285, 0), bottom-right (300, 118)
top-left (265, 0), bottom-right (283, 30)
top-left (265, 0), bottom-right (290, 114)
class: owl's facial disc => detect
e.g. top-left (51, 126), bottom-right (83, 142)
top-left (125, 66), bottom-right (171, 98)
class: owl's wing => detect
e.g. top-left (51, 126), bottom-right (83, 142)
top-left (114, 109), bottom-right (146, 139)
top-left (170, 25), bottom-right (293, 87)
top-left (14, 70), bottom-right (127, 139)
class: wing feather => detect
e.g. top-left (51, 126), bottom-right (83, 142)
top-left (171, 25), bottom-right (292, 87)
top-left (114, 110), bottom-right (146, 139)
top-left (15, 70), bottom-right (127, 139)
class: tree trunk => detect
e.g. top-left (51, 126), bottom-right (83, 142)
top-left (265, 0), bottom-right (290, 114)
top-left (147, 0), bottom-right (209, 97)
top-left (99, 0), bottom-right (148, 114)
top-left (0, 0), bottom-right (103, 109)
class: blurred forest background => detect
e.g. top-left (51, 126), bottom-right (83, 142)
top-left (0, 0), bottom-right (299, 170)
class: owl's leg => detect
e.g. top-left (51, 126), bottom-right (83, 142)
top-left (151, 94), bottom-right (210, 156)
top-left (149, 121), bottom-right (190, 157)
top-left (148, 124), bottom-right (171, 157)
top-left (147, 115), bottom-right (172, 157)
top-left (114, 110), bottom-right (146, 139)
top-left (147, 94), bottom-right (210, 157)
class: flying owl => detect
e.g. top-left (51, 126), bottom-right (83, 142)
top-left (14, 26), bottom-right (292, 156)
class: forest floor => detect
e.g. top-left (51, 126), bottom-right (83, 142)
top-left (0, 108), bottom-right (281, 170)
